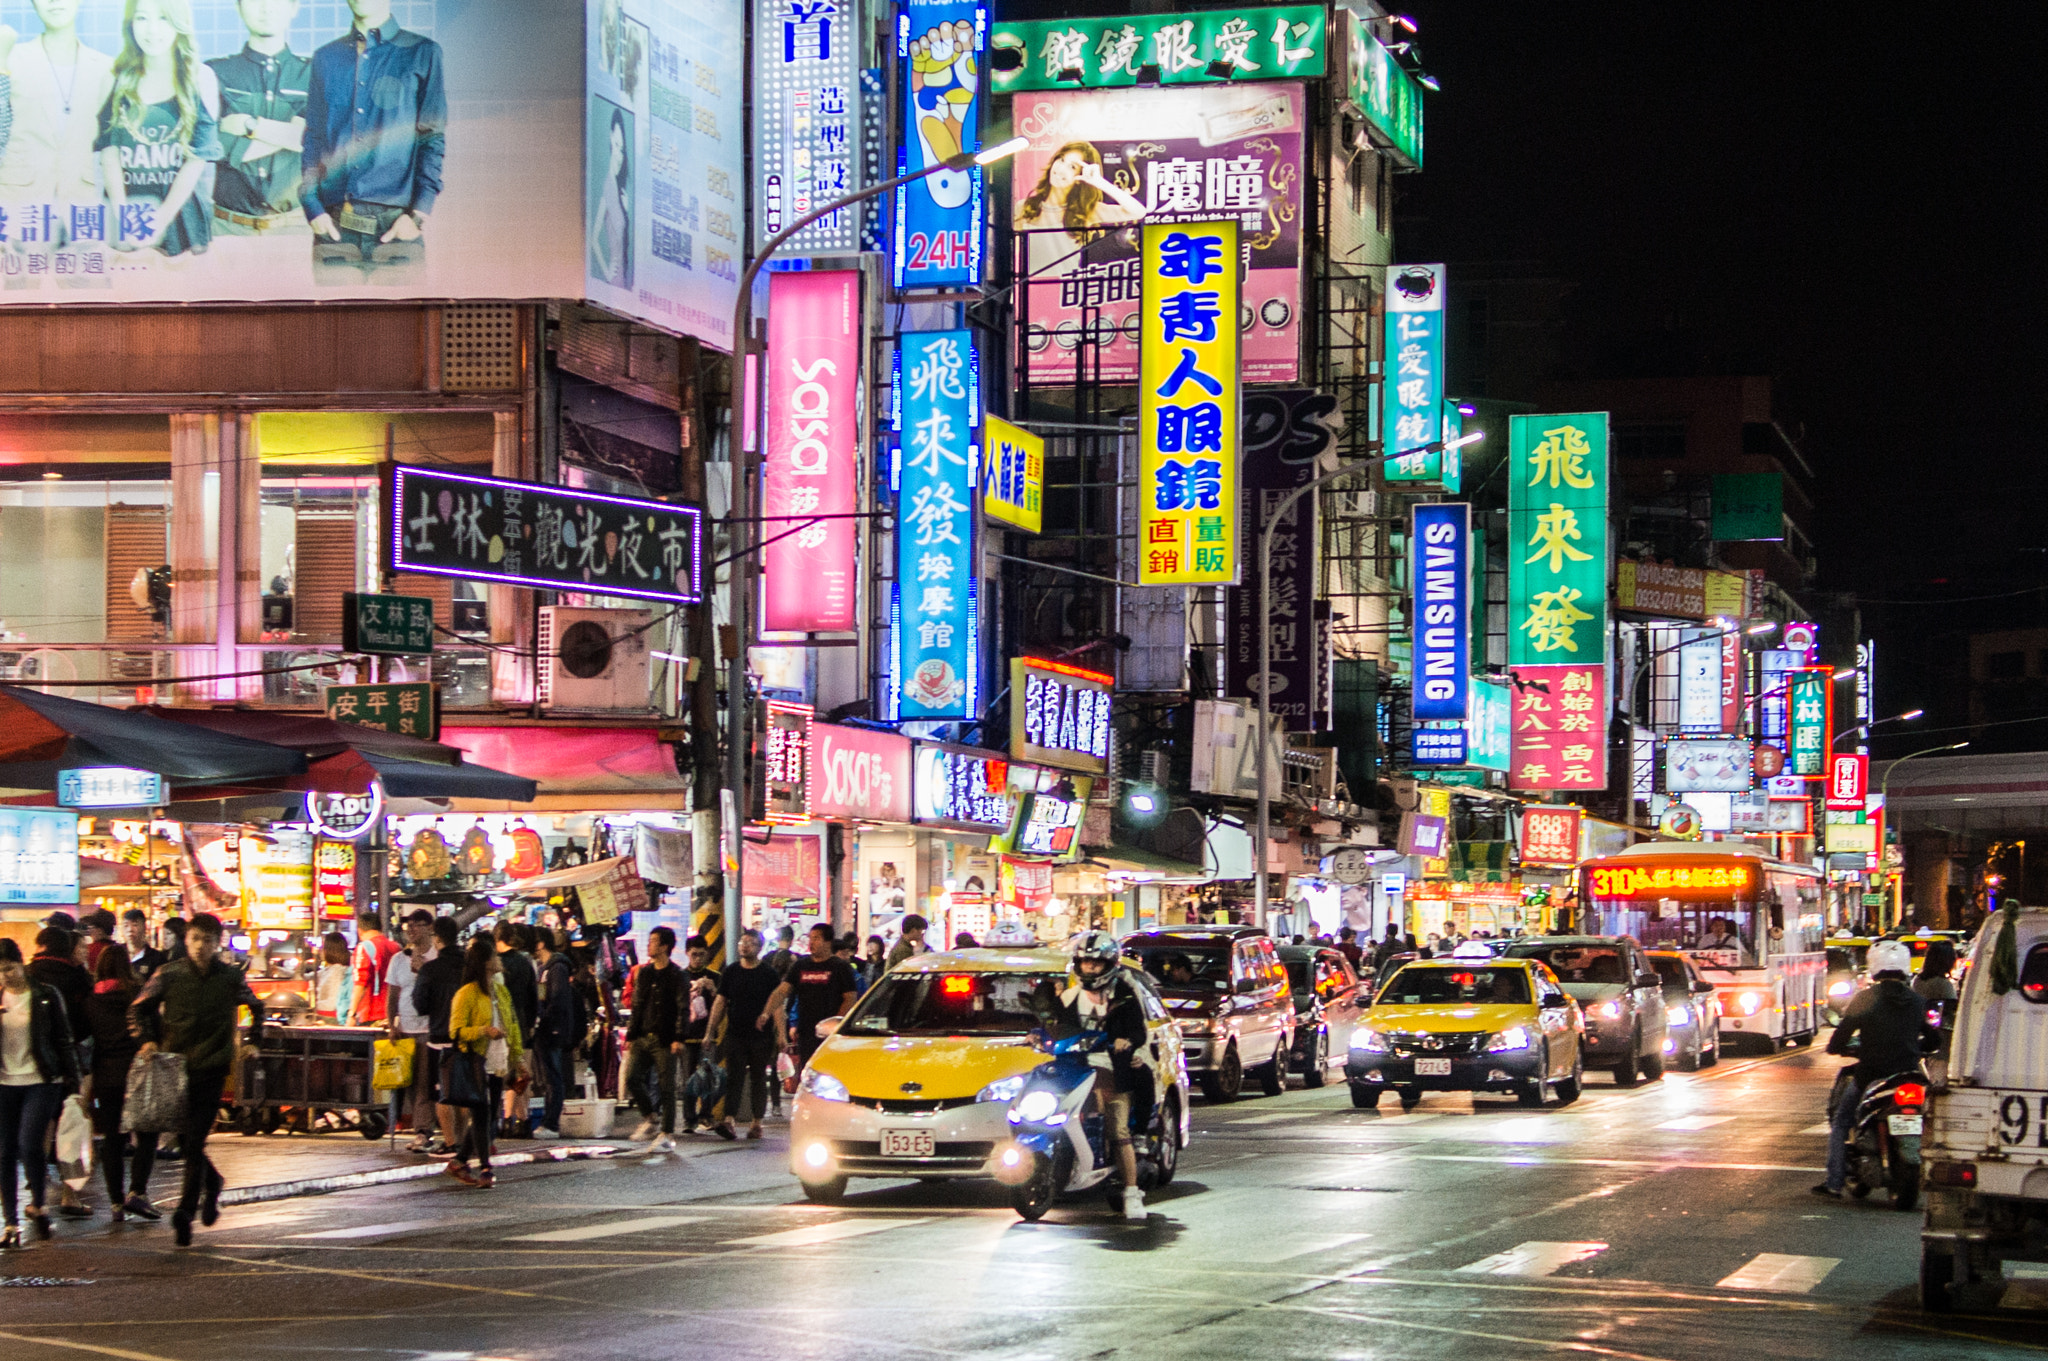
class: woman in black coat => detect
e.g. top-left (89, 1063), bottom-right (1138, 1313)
top-left (1, 954), bottom-right (81, 1246)
top-left (85, 946), bottom-right (160, 1222)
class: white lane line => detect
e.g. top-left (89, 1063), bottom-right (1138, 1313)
top-left (1273, 1233), bottom-right (1372, 1260)
top-left (1799, 1124), bottom-right (1834, 1135)
top-left (724, 1217), bottom-right (931, 1247)
top-left (1656, 1115), bottom-right (1738, 1131)
top-left (509, 1214), bottom-right (702, 1243)
top-left (1228, 1112), bottom-right (1321, 1125)
top-left (1717, 1252), bottom-right (1841, 1293)
top-left (1364, 1112), bottom-right (1442, 1125)
top-left (288, 1218), bottom-right (454, 1240)
top-left (1456, 1240), bottom-right (1609, 1277)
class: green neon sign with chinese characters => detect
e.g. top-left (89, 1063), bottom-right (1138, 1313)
top-left (990, 7), bottom-right (1326, 92)
top-left (1343, 16), bottom-right (1425, 169)
top-left (1507, 413), bottom-right (1610, 665)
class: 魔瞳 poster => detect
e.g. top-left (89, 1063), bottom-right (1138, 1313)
top-left (0, 0), bottom-right (583, 303)
top-left (585, 0), bottom-right (745, 347)
top-left (1011, 83), bottom-right (1304, 385)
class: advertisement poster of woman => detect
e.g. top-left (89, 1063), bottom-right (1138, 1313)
top-left (586, 97), bottom-right (631, 289)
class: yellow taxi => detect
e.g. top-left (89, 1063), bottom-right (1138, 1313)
top-left (1345, 948), bottom-right (1584, 1111)
top-left (789, 949), bottom-right (1191, 1203)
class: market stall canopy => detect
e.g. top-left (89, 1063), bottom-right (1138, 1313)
top-left (499, 856), bottom-right (635, 895)
top-left (441, 727), bottom-right (688, 808)
top-left (0, 686), bottom-right (308, 793)
top-left (142, 710), bottom-right (538, 807)
top-left (141, 709), bottom-right (462, 765)
top-left (499, 854), bottom-right (649, 925)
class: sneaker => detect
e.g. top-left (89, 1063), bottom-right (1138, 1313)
top-left (445, 1162), bottom-right (481, 1188)
top-left (422, 1140), bottom-right (455, 1158)
top-left (1809, 1184), bottom-right (1843, 1200)
top-left (1123, 1188), bottom-right (1147, 1221)
top-left (530, 1127), bottom-right (560, 1140)
top-left (713, 1121), bottom-right (738, 1142)
top-left (123, 1195), bottom-right (162, 1222)
top-left (629, 1119), bottom-right (659, 1142)
top-left (58, 1202), bottom-right (93, 1220)
top-left (645, 1135), bottom-right (676, 1154)
top-left (476, 1170), bottom-right (496, 1189)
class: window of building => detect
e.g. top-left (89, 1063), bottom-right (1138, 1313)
top-left (1615, 421), bottom-right (1688, 462)
top-left (1986, 650), bottom-right (2026, 680)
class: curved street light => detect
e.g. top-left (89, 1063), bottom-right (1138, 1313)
top-left (1876, 740), bottom-right (1969, 931)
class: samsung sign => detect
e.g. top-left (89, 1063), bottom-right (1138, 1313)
top-left (1410, 503), bottom-right (1470, 722)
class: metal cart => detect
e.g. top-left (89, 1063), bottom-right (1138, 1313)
top-left (235, 1024), bottom-right (392, 1139)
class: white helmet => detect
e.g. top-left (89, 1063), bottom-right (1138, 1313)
top-left (1867, 940), bottom-right (1913, 979)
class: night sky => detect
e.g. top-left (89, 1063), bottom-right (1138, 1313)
top-left (1396, 2), bottom-right (2045, 593)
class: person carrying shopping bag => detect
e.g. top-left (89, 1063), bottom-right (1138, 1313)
top-left (445, 936), bottom-right (522, 1188)
top-left (1, 952), bottom-right (82, 1248)
top-left (84, 945), bottom-right (159, 1222)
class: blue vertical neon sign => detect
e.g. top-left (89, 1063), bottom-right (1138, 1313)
top-left (890, 330), bottom-right (981, 720)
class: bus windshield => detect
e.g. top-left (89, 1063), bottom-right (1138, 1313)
top-left (1583, 900), bottom-right (1760, 964)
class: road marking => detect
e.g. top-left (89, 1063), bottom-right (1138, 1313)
top-left (1273, 1233), bottom-right (1372, 1260)
top-left (1364, 1112), bottom-right (1442, 1125)
top-left (0, 1330), bottom-right (185, 1361)
top-left (1656, 1115), bottom-right (1737, 1131)
top-left (288, 1219), bottom-right (454, 1240)
top-left (1716, 1252), bottom-right (1840, 1293)
top-left (1799, 1124), bottom-right (1833, 1135)
top-left (1227, 1112), bottom-right (1320, 1125)
top-left (1456, 1240), bottom-right (1609, 1277)
top-left (509, 1214), bottom-right (702, 1243)
top-left (724, 1217), bottom-right (930, 1248)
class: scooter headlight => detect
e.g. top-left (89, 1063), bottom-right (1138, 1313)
top-left (978, 1075), bottom-right (1026, 1104)
top-left (798, 1068), bottom-right (849, 1103)
top-left (1827, 979), bottom-right (1855, 999)
top-left (1014, 1089), bottom-right (1060, 1123)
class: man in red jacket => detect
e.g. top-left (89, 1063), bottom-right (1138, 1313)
top-left (349, 913), bottom-right (401, 1025)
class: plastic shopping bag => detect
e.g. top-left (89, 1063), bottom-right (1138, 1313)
top-left (372, 1037), bottom-right (416, 1091)
top-left (777, 1049), bottom-right (799, 1096)
top-left (56, 1094), bottom-right (94, 1191)
top-left (122, 1050), bottom-right (189, 1133)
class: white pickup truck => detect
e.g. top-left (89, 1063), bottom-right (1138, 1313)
top-left (1920, 905), bottom-right (2048, 1310)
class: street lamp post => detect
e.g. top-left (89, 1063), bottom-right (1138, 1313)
top-left (1252, 432), bottom-right (1484, 931)
top-left (720, 137), bottom-right (1027, 962)
top-left (1876, 740), bottom-right (1969, 932)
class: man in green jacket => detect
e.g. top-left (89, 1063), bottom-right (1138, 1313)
top-left (132, 913), bottom-right (264, 1246)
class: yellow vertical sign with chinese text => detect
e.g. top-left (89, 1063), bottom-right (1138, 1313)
top-left (1138, 220), bottom-right (1240, 585)
top-left (983, 416), bottom-right (1045, 534)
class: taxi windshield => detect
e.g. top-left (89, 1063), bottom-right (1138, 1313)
top-left (840, 971), bottom-right (1064, 1036)
top-left (1377, 966), bottom-right (1529, 1006)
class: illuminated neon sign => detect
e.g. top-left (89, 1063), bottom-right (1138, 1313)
top-left (1585, 863), bottom-right (1755, 899)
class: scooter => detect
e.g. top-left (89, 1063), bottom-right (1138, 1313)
top-left (1835, 1066), bottom-right (1929, 1211)
top-left (999, 1026), bottom-right (1177, 1221)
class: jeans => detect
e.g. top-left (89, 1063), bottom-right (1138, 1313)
top-left (724, 1027), bottom-right (776, 1126)
top-left (177, 1069), bottom-right (229, 1220)
top-left (1826, 1072), bottom-right (1865, 1192)
top-left (537, 1045), bottom-right (572, 1131)
top-left (397, 1030), bottom-right (434, 1136)
top-left (625, 1036), bottom-right (679, 1134)
top-left (677, 1040), bottom-right (705, 1128)
top-left (0, 1082), bottom-right (64, 1225)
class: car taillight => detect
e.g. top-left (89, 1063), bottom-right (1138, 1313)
top-left (1928, 1161), bottom-right (1977, 1188)
top-left (1893, 1083), bottom-right (1926, 1108)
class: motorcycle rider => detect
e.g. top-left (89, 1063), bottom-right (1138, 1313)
top-left (1813, 938), bottom-right (1940, 1200)
top-left (1055, 931), bottom-right (1154, 1221)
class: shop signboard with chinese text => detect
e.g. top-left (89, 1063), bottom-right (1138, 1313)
top-left (391, 468), bottom-right (704, 604)
top-left (1615, 560), bottom-right (1705, 619)
top-left (242, 828), bottom-right (314, 930)
top-left (1138, 219), bottom-right (1241, 584)
top-left (1759, 648), bottom-right (1796, 745)
top-left (760, 701), bottom-right (814, 825)
top-left (1010, 658), bottom-right (1111, 775)
top-left (912, 742), bottom-right (1015, 831)
top-left (1519, 807), bottom-right (1581, 868)
top-left (891, 330), bottom-right (981, 720)
top-left (342, 593), bottom-right (434, 656)
top-left (1381, 265), bottom-right (1446, 481)
top-left (892, 0), bottom-right (985, 288)
top-left (989, 7), bottom-right (1325, 92)
top-left (1720, 631), bottom-right (1745, 735)
top-left (763, 270), bottom-right (861, 632)
top-left (1412, 727), bottom-right (1467, 766)
top-left (1787, 667), bottom-right (1831, 778)
top-left (1469, 679), bottom-right (1511, 772)
top-left (1508, 414), bottom-right (1609, 665)
top-left (1229, 390), bottom-right (1337, 728)
top-left (1397, 812), bottom-right (1447, 859)
top-left (57, 768), bottom-right (164, 808)
top-left (0, 808), bottom-right (79, 904)
top-left (1013, 87), bottom-right (1303, 385)
top-left (810, 724), bottom-right (914, 822)
top-left (752, 0), bottom-right (864, 253)
top-left (998, 774), bottom-right (1094, 860)
top-left (1711, 473), bottom-right (1784, 541)
top-left (585, 0), bottom-right (746, 345)
top-left (324, 683), bottom-right (440, 741)
top-left (1825, 753), bottom-right (1869, 812)
top-left (1677, 627), bottom-right (1723, 732)
top-left (315, 840), bottom-right (357, 919)
top-left (1508, 663), bottom-right (1608, 792)
top-left (1410, 502), bottom-right (1470, 722)
top-left (983, 416), bottom-right (1044, 534)
top-left (1340, 10), bottom-right (1423, 168)
top-left (1665, 738), bottom-right (1753, 793)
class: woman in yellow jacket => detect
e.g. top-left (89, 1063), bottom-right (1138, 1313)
top-left (446, 936), bottom-right (523, 1188)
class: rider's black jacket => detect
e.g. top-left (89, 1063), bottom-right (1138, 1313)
top-left (1826, 977), bottom-right (1939, 1082)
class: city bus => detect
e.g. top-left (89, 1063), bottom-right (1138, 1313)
top-left (1578, 841), bottom-right (1827, 1050)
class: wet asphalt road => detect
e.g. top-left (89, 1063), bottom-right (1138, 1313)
top-left (2, 1038), bottom-right (2041, 1361)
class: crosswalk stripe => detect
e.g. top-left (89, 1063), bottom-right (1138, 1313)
top-left (1229, 1112), bottom-right (1321, 1125)
top-left (1456, 1241), bottom-right (1608, 1277)
top-left (1273, 1233), bottom-right (1372, 1260)
top-left (510, 1215), bottom-right (702, 1243)
top-left (1657, 1115), bottom-right (1737, 1131)
top-left (1717, 1253), bottom-right (1840, 1293)
top-left (1799, 1124), bottom-right (1834, 1135)
top-left (289, 1218), bottom-right (453, 1240)
top-left (1368, 1112), bottom-right (1441, 1125)
top-left (725, 1217), bottom-right (930, 1247)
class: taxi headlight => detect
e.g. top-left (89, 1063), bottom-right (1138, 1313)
top-left (1666, 1005), bottom-right (1691, 1027)
top-left (1352, 1027), bottom-right (1390, 1053)
top-left (978, 1075), bottom-right (1026, 1104)
top-left (1013, 1089), bottom-right (1061, 1123)
top-left (798, 1069), bottom-right (849, 1103)
top-left (1591, 1000), bottom-right (1624, 1022)
top-left (1486, 1026), bottom-right (1532, 1053)
top-left (1827, 980), bottom-right (1855, 999)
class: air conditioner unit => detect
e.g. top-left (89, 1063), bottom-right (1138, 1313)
top-left (537, 606), bottom-right (653, 712)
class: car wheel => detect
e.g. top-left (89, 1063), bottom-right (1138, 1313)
top-left (1201, 1044), bottom-right (1244, 1104)
top-left (1642, 1045), bottom-right (1666, 1082)
top-left (1350, 1083), bottom-right (1384, 1110)
top-left (1256, 1044), bottom-right (1286, 1097)
top-left (1848, 1180), bottom-right (1872, 1200)
top-left (1154, 1095), bottom-right (1181, 1186)
top-left (1920, 1243), bottom-right (1955, 1312)
top-left (1398, 1088), bottom-right (1422, 1112)
top-left (1303, 1029), bottom-right (1329, 1088)
top-left (1701, 1033), bottom-right (1720, 1067)
top-left (1517, 1044), bottom-right (1552, 1107)
top-left (1612, 1033), bottom-right (1641, 1086)
top-left (1555, 1053), bottom-right (1583, 1105)
top-left (802, 1177), bottom-right (847, 1205)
